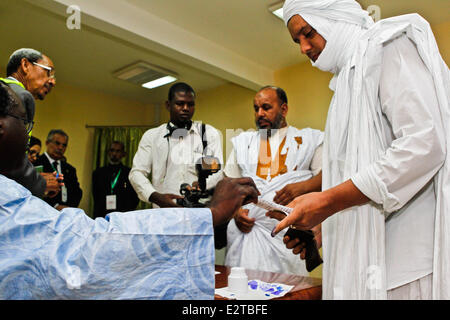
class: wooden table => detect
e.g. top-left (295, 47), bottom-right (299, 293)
top-left (214, 265), bottom-right (322, 300)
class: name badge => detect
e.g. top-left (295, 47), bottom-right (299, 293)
top-left (106, 195), bottom-right (117, 210)
top-left (61, 185), bottom-right (68, 203)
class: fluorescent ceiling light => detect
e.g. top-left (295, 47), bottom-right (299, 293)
top-left (268, 1), bottom-right (284, 20)
top-left (142, 76), bottom-right (177, 89)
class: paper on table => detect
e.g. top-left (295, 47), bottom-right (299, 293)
top-left (215, 279), bottom-right (294, 300)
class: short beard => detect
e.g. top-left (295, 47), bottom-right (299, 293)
top-left (256, 112), bottom-right (284, 138)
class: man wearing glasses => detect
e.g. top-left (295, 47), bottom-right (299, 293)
top-left (34, 129), bottom-right (83, 211)
top-left (1, 48), bottom-right (59, 199)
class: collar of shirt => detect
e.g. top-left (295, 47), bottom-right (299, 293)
top-left (164, 121), bottom-right (202, 139)
top-left (44, 152), bottom-right (62, 174)
top-left (7, 76), bottom-right (20, 83)
top-left (265, 125), bottom-right (288, 159)
top-left (44, 152), bottom-right (58, 164)
top-left (269, 125), bottom-right (288, 143)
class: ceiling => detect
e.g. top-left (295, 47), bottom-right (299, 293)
top-left (1, 0), bottom-right (448, 105)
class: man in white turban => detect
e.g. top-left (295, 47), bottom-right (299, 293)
top-left (269, 0), bottom-right (449, 300)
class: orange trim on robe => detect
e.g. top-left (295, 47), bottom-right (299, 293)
top-left (256, 136), bottom-right (288, 181)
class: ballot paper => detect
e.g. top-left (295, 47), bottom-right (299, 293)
top-left (215, 280), bottom-right (293, 300)
top-left (254, 197), bottom-right (293, 215)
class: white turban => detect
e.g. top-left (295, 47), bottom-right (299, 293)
top-left (282, 0), bottom-right (374, 28)
top-left (282, 0), bottom-right (374, 74)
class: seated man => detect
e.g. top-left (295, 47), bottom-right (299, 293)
top-left (0, 81), bottom-right (259, 299)
top-left (224, 86), bottom-right (323, 275)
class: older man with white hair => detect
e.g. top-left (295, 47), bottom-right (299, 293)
top-left (269, 0), bottom-right (449, 300)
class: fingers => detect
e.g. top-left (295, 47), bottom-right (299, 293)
top-left (235, 218), bottom-right (254, 233)
top-left (236, 209), bottom-right (255, 224)
top-left (265, 210), bottom-right (287, 222)
top-left (273, 189), bottom-right (288, 205)
top-left (271, 213), bottom-right (297, 237)
top-left (273, 189), bottom-right (282, 204)
top-left (234, 208), bottom-right (255, 233)
top-left (277, 197), bottom-right (291, 206)
top-left (283, 235), bottom-right (306, 259)
top-left (169, 194), bottom-right (184, 200)
top-left (237, 216), bottom-right (255, 226)
top-left (239, 184), bottom-right (259, 205)
top-left (234, 177), bottom-right (260, 196)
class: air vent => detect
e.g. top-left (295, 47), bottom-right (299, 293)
top-left (113, 62), bottom-right (177, 89)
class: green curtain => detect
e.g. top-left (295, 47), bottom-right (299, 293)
top-left (89, 126), bottom-right (154, 216)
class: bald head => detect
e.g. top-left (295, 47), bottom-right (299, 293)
top-left (254, 86), bottom-right (288, 130)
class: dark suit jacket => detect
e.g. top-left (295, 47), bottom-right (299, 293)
top-left (92, 163), bottom-right (139, 218)
top-left (34, 155), bottom-right (82, 208)
top-left (5, 78), bottom-right (35, 121)
top-left (2, 78), bottom-right (46, 198)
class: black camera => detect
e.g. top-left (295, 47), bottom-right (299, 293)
top-left (176, 156), bottom-right (221, 208)
top-left (176, 156), bottom-right (227, 249)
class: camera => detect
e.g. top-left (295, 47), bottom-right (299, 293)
top-left (176, 156), bottom-right (227, 249)
top-left (176, 156), bottom-right (221, 208)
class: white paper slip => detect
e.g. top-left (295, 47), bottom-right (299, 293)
top-left (254, 197), bottom-right (293, 215)
top-left (215, 280), bottom-right (294, 300)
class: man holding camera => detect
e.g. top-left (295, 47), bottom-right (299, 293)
top-left (129, 82), bottom-right (224, 208)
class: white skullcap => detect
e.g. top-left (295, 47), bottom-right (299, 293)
top-left (282, 0), bottom-right (373, 28)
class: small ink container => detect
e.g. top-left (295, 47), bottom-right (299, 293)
top-left (228, 267), bottom-right (248, 294)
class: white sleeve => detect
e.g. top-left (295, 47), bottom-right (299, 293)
top-left (128, 130), bottom-right (157, 203)
top-left (351, 35), bottom-right (446, 213)
top-left (204, 125), bottom-right (225, 189)
top-left (310, 143), bottom-right (323, 176)
top-left (223, 146), bottom-right (243, 178)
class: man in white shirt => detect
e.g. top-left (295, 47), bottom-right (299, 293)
top-left (270, 0), bottom-right (449, 299)
top-left (224, 85), bottom-right (324, 275)
top-left (129, 82), bottom-right (224, 208)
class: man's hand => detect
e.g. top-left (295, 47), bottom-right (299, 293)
top-left (191, 181), bottom-right (201, 191)
top-left (268, 191), bottom-right (332, 235)
top-left (273, 182), bottom-right (307, 205)
top-left (267, 209), bottom-right (322, 261)
top-left (209, 177), bottom-right (259, 227)
top-left (149, 192), bottom-right (183, 208)
top-left (269, 179), bottom-right (370, 237)
top-left (234, 208), bottom-right (255, 233)
top-left (273, 172), bottom-right (322, 205)
top-left (41, 171), bottom-right (63, 198)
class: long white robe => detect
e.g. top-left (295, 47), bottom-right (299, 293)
top-left (321, 17), bottom-right (449, 299)
top-left (224, 126), bottom-right (323, 275)
top-left (283, 0), bottom-right (449, 301)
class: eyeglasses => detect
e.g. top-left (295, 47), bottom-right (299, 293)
top-left (50, 140), bottom-right (67, 148)
top-left (32, 62), bottom-right (56, 80)
top-left (6, 113), bottom-right (34, 134)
